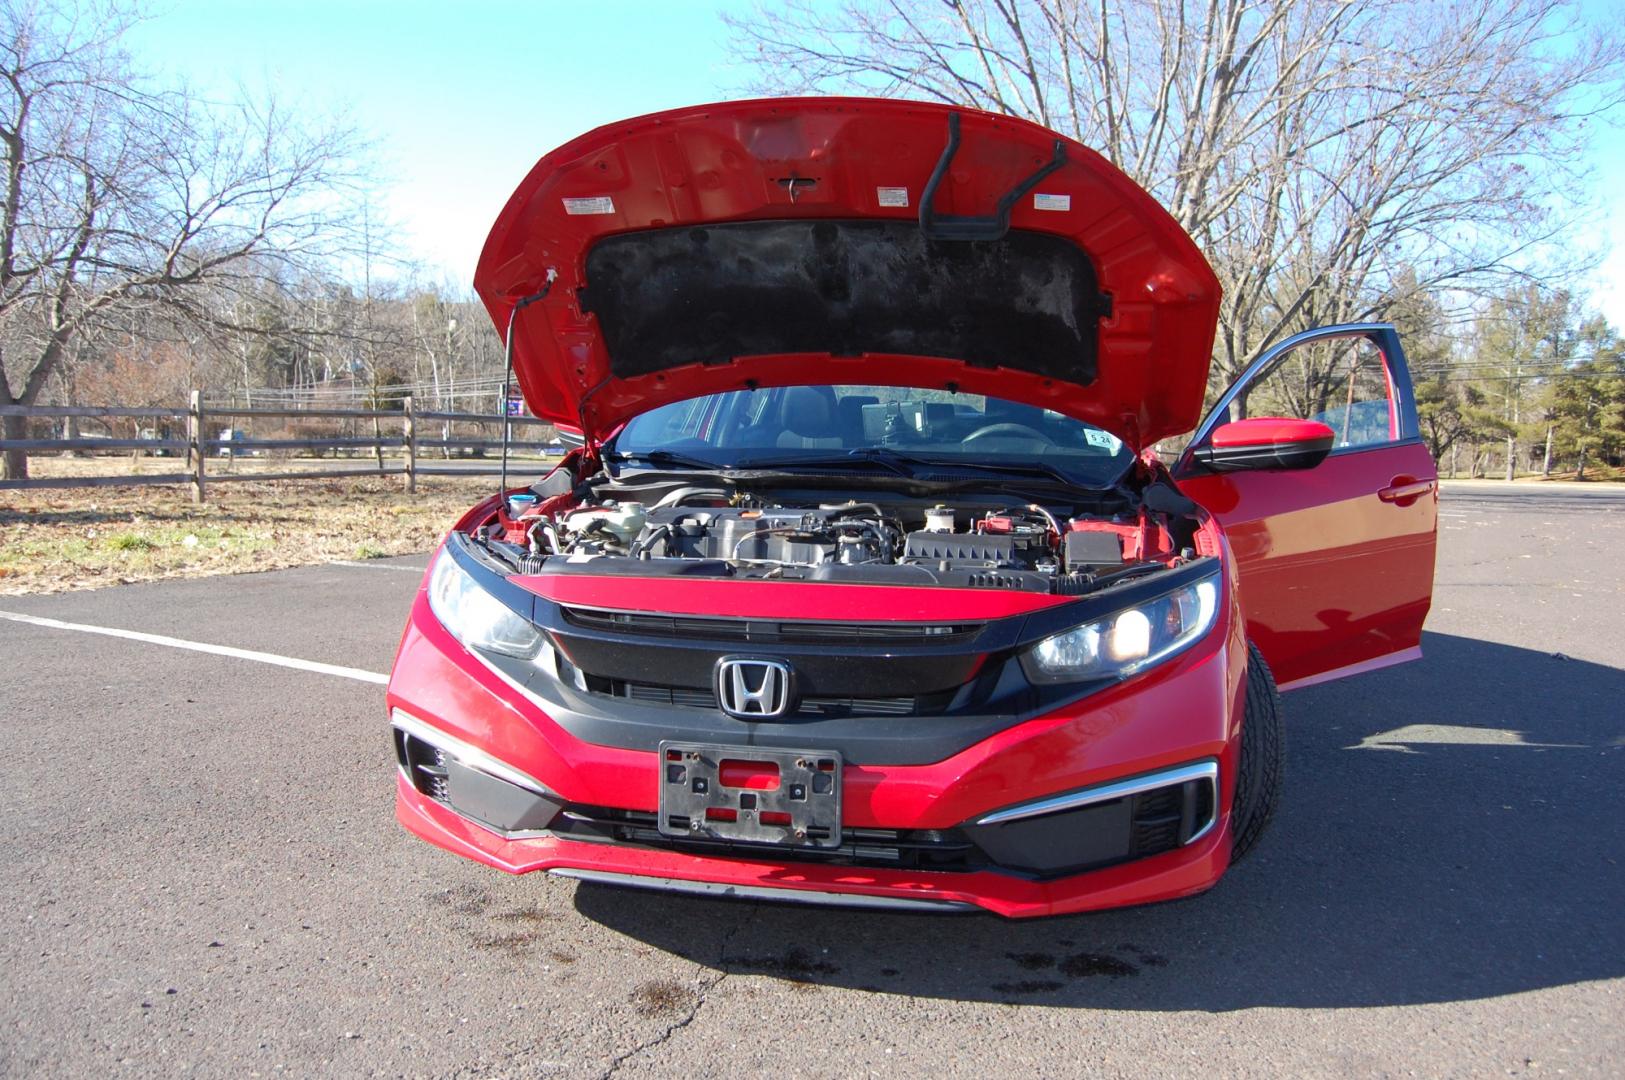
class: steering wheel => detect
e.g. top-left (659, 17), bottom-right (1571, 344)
top-left (963, 422), bottom-right (1054, 444)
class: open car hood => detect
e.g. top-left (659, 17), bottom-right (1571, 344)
top-left (475, 98), bottom-right (1219, 451)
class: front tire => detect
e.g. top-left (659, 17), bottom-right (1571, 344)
top-left (1229, 642), bottom-right (1283, 864)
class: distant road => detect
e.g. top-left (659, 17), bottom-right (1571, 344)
top-left (1439, 478), bottom-right (1625, 513)
top-left (1440, 477), bottom-right (1625, 495)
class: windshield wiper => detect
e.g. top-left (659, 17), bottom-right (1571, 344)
top-left (609, 449), bottom-right (721, 471)
top-left (743, 447), bottom-right (1086, 486)
top-left (732, 448), bottom-right (918, 476)
top-left (617, 447), bottom-right (1098, 495)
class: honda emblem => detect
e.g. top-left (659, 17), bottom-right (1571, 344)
top-left (714, 657), bottom-right (793, 718)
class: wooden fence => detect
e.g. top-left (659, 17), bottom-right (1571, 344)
top-left (0, 394), bottom-right (561, 502)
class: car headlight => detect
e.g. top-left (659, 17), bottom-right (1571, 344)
top-left (427, 547), bottom-right (544, 659)
top-left (1022, 571), bottom-right (1220, 684)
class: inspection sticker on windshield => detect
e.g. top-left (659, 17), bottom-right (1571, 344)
top-left (876, 186), bottom-right (909, 208)
top-left (1085, 429), bottom-right (1123, 451)
top-left (1033, 193), bottom-right (1071, 211)
top-left (561, 196), bottom-right (616, 215)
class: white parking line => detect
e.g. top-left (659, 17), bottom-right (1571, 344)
top-left (329, 560), bottom-right (427, 573)
top-left (0, 609), bottom-right (389, 684)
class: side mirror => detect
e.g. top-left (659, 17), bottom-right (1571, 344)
top-left (1192, 417), bottom-right (1335, 472)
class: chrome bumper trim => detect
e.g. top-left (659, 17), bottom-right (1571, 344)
top-left (551, 868), bottom-right (976, 912)
top-left (974, 758), bottom-right (1219, 831)
top-left (390, 707), bottom-right (552, 797)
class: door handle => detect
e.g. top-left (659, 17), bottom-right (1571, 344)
top-left (1378, 477), bottom-right (1435, 506)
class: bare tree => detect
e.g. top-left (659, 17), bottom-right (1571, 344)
top-left (0, 0), bottom-right (363, 478)
top-left (725, 0), bottom-right (1624, 409)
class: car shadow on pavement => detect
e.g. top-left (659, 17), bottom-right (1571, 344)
top-left (573, 631), bottom-right (1625, 1009)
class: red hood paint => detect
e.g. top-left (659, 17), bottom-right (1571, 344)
top-left (475, 97), bottom-right (1220, 451)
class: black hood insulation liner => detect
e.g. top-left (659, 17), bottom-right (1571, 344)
top-left (581, 219), bottom-right (1112, 385)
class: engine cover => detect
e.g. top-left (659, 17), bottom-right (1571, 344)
top-left (902, 532), bottom-right (1016, 565)
top-left (637, 507), bottom-right (889, 566)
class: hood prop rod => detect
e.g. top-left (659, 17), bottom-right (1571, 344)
top-left (497, 269), bottom-right (558, 505)
top-left (919, 112), bottom-right (1067, 243)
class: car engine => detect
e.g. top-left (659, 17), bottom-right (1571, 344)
top-left (480, 488), bottom-right (1198, 595)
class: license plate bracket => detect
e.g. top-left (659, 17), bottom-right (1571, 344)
top-left (657, 742), bottom-right (842, 849)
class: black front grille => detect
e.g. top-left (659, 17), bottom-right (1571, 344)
top-left (561, 606), bottom-right (982, 645)
top-left (795, 695), bottom-right (918, 718)
top-left (551, 804), bottom-right (986, 873)
top-left (620, 682), bottom-right (717, 709)
top-left (603, 675), bottom-right (926, 718)
top-left (545, 767), bottom-right (1215, 882)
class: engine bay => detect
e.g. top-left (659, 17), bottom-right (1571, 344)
top-left (470, 471), bottom-right (1210, 596)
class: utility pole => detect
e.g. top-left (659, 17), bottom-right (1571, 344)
top-left (1504, 354), bottom-right (1519, 482)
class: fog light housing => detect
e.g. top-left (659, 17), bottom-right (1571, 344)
top-left (393, 710), bottom-right (560, 836)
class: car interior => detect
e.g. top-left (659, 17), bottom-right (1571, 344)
top-left (719, 387), bottom-right (1115, 453)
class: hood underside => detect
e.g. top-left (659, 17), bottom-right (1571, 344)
top-left (475, 98), bottom-right (1220, 450)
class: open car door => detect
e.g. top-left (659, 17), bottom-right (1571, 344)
top-left (1173, 324), bottom-right (1438, 690)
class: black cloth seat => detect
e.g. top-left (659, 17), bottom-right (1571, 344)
top-left (777, 386), bottom-right (843, 448)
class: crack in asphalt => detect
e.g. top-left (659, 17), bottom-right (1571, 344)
top-left (596, 903), bottom-right (760, 1080)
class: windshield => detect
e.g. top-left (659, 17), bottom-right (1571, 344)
top-left (612, 385), bottom-right (1132, 485)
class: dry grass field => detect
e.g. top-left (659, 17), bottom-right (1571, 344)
top-left (0, 456), bottom-right (513, 594)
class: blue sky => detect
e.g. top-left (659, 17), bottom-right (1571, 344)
top-left (129, 1), bottom-right (753, 288)
top-left (129, 0), bottom-right (1625, 326)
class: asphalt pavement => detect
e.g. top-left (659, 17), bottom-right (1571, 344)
top-left (1, 482), bottom-right (1621, 1077)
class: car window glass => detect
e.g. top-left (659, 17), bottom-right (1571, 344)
top-left (631, 396), bottom-right (710, 443)
top-left (1233, 337), bottom-right (1396, 449)
top-left (615, 384), bottom-right (1133, 484)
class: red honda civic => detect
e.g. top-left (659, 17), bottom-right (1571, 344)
top-left (388, 98), bottom-right (1438, 918)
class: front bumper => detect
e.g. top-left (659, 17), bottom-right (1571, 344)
top-left (388, 583), bottom-right (1248, 919)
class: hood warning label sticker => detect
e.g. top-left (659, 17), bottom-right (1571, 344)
top-left (1033, 192), bottom-right (1071, 211)
top-left (562, 196), bottom-right (616, 215)
top-left (876, 186), bottom-right (909, 208)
